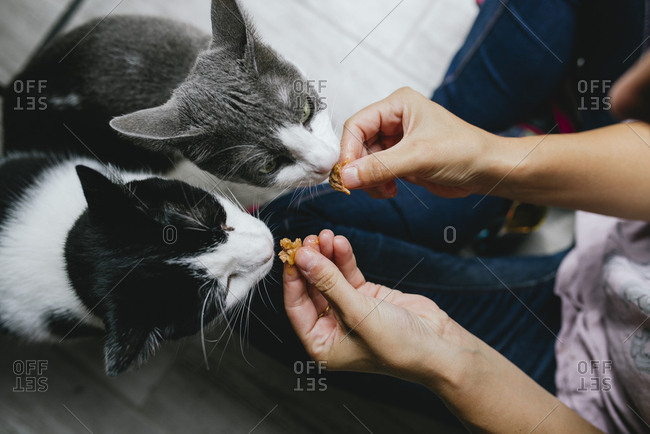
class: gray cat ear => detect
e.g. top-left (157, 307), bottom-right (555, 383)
top-left (110, 100), bottom-right (201, 143)
top-left (210, 0), bottom-right (258, 72)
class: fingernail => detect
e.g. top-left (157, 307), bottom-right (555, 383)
top-left (295, 247), bottom-right (319, 271)
top-left (341, 166), bottom-right (360, 188)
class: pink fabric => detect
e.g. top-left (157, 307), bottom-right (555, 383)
top-left (552, 105), bottom-right (576, 134)
top-left (555, 212), bottom-right (650, 433)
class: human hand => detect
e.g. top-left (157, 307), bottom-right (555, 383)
top-left (282, 230), bottom-right (471, 385)
top-left (283, 232), bottom-right (600, 433)
top-left (611, 51), bottom-right (650, 123)
top-left (339, 87), bottom-right (498, 199)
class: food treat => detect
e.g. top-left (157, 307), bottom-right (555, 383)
top-left (329, 159), bottom-right (351, 195)
top-left (278, 238), bottom-right (302, 265)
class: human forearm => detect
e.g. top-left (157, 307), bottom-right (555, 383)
top-left (287, 231), bottom-right (603, 432)
top-left (485, 122), bottom-right (650, 220)
top-left (425, 328), bottom-right (603, 433)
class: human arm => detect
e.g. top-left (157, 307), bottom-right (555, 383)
top-left (339, 87), bottom-right (650, 220)
top-left (284, 230), bottom-right (603, 433)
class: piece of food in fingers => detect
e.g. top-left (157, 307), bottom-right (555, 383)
top-left (278, 238), bottom-right (302, 266)
top-left (329, 159), bottom-right (351, 195)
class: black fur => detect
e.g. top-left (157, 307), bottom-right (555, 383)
top-left (67, 166), bottom-right (230, 375)
top-left (0, 154), bottom-right (263, 376)
top-left (45, 311), bottom-right (103, 339)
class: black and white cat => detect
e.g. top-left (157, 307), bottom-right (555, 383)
top-left (3, 0), bottom-right (339, 201)
top-left (0, 153), bottom-right (274, 375)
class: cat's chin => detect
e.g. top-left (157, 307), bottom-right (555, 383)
top-left (271, 169), bottom-right (332, 189)
top-left (224, 254), bottom-right (274, 309)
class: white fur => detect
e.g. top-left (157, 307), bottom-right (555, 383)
top-left (0, 157), bottom-right (117, 340)
top-left (170, 196), bottom-right (274, 308)
top-left (273, 109), bottom-right (340, 187)
top-left (166, 160), bottom-right (283, 208)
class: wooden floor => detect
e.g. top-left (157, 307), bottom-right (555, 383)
top-left (1, 0), bottom-right (479, 432)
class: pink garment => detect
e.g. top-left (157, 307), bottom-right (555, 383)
top-left (555, 212), bottom-right (650, 433)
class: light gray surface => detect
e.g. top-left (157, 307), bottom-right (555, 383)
top-left (0, 1), bottom-right (574, 433)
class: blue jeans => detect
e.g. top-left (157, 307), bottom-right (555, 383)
top-left (433, 0), bottom-right (647, 132)
top-left (266, 186), bottom-right (511, 253)
top-left (248, 185), bottom-right (566, 418)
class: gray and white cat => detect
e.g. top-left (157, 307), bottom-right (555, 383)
top-left (0, 152), bottom-right (274, 375)
top-left (3, 0), bottom-right (339, 203)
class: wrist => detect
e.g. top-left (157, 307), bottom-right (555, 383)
top-left (418, 318), bottom-right (485, 394)
top-left (473, 132), bottom-right (520, 196)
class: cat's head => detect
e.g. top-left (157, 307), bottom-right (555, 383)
top-left (68, 166), bottom-right (274, 376)
top-left (110, 0), bottom-right (339, 189)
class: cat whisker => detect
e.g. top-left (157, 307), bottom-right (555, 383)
top-left (179, 182), bottom-right (206, 226)
top-left (184, 216), bottom-right (210, 230)
top-left (257, 186), bottom-right (291, 215)
top-left (222, 184), bottom-right (246, 213)
top-left (200, 282), bottom-right (212, 371)
top-left (203, 144), bottom-right (260, 160)
top-left (241, 283), bottom-right (257, 354)
top-left (185, 227), bottom-right (208, 232)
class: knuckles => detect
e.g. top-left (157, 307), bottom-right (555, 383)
top-left (312, 264), bottom-right (341, 294)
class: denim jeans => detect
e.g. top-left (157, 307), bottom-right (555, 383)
top-left (433, 0), bottom-right (647, 132)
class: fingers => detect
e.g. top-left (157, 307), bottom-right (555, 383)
top-left (339, 88), bottom-right (431, 195)
top-left (332, 235), bottom-right (366, 288)
top-left (294, 247), bottom-right (367, 324)
top-left (340, 140), bottom-right (416, 190)
top-left (283, 262), bottom-right (319, 336)
top-left (303, 234), bottom-right (321, 253)
top-left (303, 233), bottom-right (331, 312)
top-left (340, 91), bottom-right (407, 164)
top-left (317, 229), bottom-right (335, 259)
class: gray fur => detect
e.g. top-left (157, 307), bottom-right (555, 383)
top-left (4, 0), bottom-right (338, 189)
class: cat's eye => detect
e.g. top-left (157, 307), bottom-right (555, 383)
top-left (301, 97), bottom-right (313, 125)
top-left (260, 159), bottom-right (277, 175)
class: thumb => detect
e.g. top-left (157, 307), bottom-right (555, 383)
top-left (294, 247), bottom-right (366, 323)
top-left (340, 139), bottom-right (415, 189)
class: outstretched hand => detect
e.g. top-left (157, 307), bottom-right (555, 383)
top-left (282, 230), bottom-right (469, 384)
top-left (282, 231), bottom-right (601, 433)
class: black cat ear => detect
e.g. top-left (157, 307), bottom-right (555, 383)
top-left (110, 100), bottom-right (202, 144)
top-left (104, 323), bottom-right (153, 376)
top-left (210, 0), bottom-right (258, 72)
top-left (75, 165), bottom-right (134, 217)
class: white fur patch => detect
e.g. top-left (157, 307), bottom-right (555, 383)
top-left (171, 196), bottom-right (274, 309)
top-left (274, 109), bottom-right (340, 187)
top-left (0, 157), bottom-right (114, 340)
